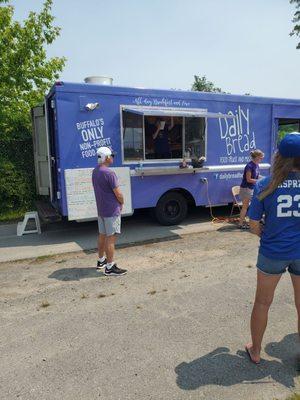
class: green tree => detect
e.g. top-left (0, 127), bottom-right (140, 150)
top-left (0, 0), bottom-right (66, 214)
top-left (290, 0), bottom-right (300, 49)
top-left (191, 75), bottom-right (223, 93)
top-left (0, 0), bottom-right (66, 139)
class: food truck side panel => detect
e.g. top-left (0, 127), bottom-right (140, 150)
top-left (48, 84), bottom-right (274, 220)
top-left (54, 90), bottom-right (131, 216)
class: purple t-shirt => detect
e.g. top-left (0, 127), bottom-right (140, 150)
top-left (240, 161), bottom-right (259, 189)
top-left (92, 165), bottom-right (121, 217)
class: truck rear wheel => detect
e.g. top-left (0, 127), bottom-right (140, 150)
top-left (155, 192), bottom-right (188, 226)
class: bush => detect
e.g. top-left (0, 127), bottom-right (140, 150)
top-left (0, 140), bottom-right (36, 212)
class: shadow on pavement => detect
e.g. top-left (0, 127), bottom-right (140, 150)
top-left (48, 267), bottom-right (105, 281)
top-left (216, 224), bottom-right (240, 232)
top-left (175, 333), bottom-right (299, 390)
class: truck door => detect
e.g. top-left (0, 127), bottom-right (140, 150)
top-left (32, 105), bottom-right (51, 196)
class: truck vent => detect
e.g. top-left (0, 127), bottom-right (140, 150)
top-left (84, 76), bottom-right (113, 85)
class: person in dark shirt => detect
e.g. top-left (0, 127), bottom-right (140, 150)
top-left (245, 133), bottom-right (300, 364)
top-left (152, 117), bottom-right (174, 159)
top-left (238, 149), bottom-right (264, 229)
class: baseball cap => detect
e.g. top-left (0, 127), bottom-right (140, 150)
top-left (96, 146), bottom-right (115, 163)
top-left (278, 132), bottom-right (300, 158)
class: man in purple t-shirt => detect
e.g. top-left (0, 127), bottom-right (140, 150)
top-left (92, 147), bottom-right (127, 276)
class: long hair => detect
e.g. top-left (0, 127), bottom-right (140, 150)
top-left (258, 153), bottom-right (300, 200)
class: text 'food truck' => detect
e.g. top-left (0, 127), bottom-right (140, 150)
top-left (32, 80), bottom-right (300, 225)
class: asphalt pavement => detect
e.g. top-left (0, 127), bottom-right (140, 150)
top-left (0, 207), bottom-right (233, 263)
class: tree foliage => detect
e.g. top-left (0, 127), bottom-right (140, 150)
top-left (0, 0), bottom-right (66, 139)
top-left (290, 0), bottom-right (300, 49)
top-left (0, 0), bottom-right (65, 214)
top-left (191, 75), bottom-right (223, 93)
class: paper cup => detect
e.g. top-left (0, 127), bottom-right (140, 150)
top-left (160, 121), bottom-right (166, 130)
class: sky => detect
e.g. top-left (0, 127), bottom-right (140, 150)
top-left (12, 0), bottom-right (300, 99)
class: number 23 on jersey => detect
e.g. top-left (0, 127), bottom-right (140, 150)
top-left (277, 195), bottom-right (300, 217)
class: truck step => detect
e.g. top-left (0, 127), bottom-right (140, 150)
top-left (35, 200), bottom-right (61, 223)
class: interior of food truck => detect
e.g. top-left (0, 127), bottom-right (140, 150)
top-left (122, 109), bottom-right (206, 162)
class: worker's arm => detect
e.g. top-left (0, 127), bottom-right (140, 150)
top-left (249, 219), bottom-right (262, 237)
top-left (152, 126), bottom-right (160, 140)
top-left (168, 117), bottom-right (174, 131)
top-left (113, 186), bottom-right (124, 205)
top-left (246, 170), bottom-right (257, 184)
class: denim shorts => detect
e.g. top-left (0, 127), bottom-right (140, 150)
top-left (257, 252), bottom-right (300, 276)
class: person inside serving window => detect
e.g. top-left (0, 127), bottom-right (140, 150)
top-left (152, 117), bottom-right (174, 159)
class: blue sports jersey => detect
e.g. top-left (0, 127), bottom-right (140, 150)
top-left (249, 172), bottom-right (300, 260)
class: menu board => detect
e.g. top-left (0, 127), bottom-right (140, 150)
top-left (65, 167), bottom-right (132, 221)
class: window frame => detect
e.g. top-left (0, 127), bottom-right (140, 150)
top-left (120, 105), bottom-right (207, 164)
top-left (183, 116), bottom-right (207, 160)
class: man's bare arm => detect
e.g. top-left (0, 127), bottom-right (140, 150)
top-left (113, 187), bottom-right (124, 205)
top-left (249, 219), bottom-right (262, 237)
top-left (153, 126), bottom-right (160, 140)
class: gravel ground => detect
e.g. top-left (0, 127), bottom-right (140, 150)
top-left (0, 227), bottom-right (299, 400)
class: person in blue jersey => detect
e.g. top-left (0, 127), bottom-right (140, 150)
top-left (245, 132), bottom-right (300, 364)
top-left (238, 149), bottom-right (265, 229)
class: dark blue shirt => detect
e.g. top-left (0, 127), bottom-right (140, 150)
top-left (241, 161), bottom-right (259, 189)
top-left (249, 172), bottom-right (300, 259)
top-left (154, 126), bottom-right (170, 154)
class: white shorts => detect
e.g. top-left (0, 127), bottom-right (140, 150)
top-left (239, 187), bottom-right (253, 201)
top-left (97, 215), bottom-right (121, 236)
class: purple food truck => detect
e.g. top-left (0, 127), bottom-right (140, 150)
top-left (32, 80), bottom-right (300, 225)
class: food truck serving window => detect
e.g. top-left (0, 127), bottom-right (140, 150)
top-left (122, 106), bottom-right (232, 162)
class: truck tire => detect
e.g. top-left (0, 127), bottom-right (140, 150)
top-left (155, 192), bottom-right (188, 226)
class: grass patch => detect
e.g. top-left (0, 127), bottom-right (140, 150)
top-left (285, 394), bottom-right (300, 400)
top-left (0, 208), bottom-right (28, 223)
top-left (37, 255), bottom-right (51, 261)
top-left (40, 300), bottom-right (50, 308)
top-left (56, 259), bottom-right (67, 264)
top-left (33, 255), bottom-right (53, 263)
